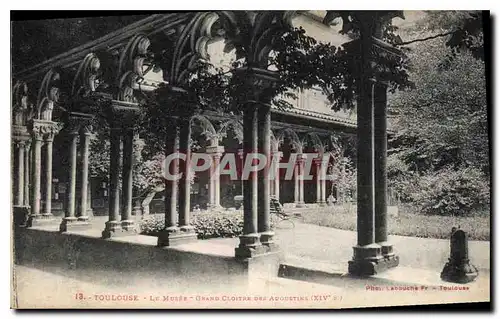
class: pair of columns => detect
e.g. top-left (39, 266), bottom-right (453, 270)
top-left (235, 102), bottom-right (276, 258)
top-left (290, 155), bottom-right (327, 207)
top-left (348, 78), bottom-right (399, 276)
top-left (60, 120), bottom-right (93, 232)
top-left (157, 119), bottom-right (198, 246)
top-left (293, 155), bottom-right (306, 207)
top-left (13, 138), bottom-right (31, 208)
top-left (314, 158), bottom-right (327, 206)
top-left (206, 144), bottom-right (224, 210)
top-left (28, 120), bottom-right (62, 225)
top-left (102, 127), bottom-right (137, 238)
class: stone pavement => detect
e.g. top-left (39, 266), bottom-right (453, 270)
top-left (210, 221), bottom-right (490, 272)
top-left (62, 215), bottom-right (491, 272)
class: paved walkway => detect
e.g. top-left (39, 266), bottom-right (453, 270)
top-left (75, 216), bottom-right (491, 272)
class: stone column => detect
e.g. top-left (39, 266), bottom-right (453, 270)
top-left (102, 127), bottom-right (122, 238)
top-left (23, 141), bottom-right (31, 207)
top-left (237, 148), bottom-right (244, 196)
top-left (177, 118), bottom-right (197, 240)
top-left (374, 81), bottom-right (395, 257)
top-left (30, 131), bottom-right (43, 217)
top-left (78, 126), bottom-right (91, 222)
top-left (206, 144), bottom-right (224, 210)
top-left (295, 154), bottom-right (305, 207)
top-left (347, 19), bottom-right (383, 275)
top-left (60, 131), bottom-right (78, 231)
top-left (347, 75), bottom-right (383, 276)
top-left (257, 103), bottom-right (275, 248)
top-left (87, 178), bottom-right (93, 216)
top-left (315, 159), bottom-right (321, 205)
top-left (120, 129), bottom-right (135, 232)
top-left (272, 151), bottom-right (282, 201)
top-left (235, 104), bottom-right (263, 258)
top-left (43, 136), bottom-right (54, 217)
top-left (158, 125), bottom-right (182, 246)
top-left (293, 160), bottom-right (299, 206)
top-left (15, 141), bottom-right (25, 206)
top-left (299, 156), bottom-right (305, 206)
top-left (320, 159), bottom-right (328, 205)
top-left (347, 15), bottom-right (399, 276)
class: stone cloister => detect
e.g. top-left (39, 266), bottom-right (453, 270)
top-left (12, 11), bottom-right (401, 276)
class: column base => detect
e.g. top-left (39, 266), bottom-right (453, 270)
top-left (77, 215), bottom-right (90, 222)
top-left (377, 241), bottom-right (395, 257)
top-left (86, 209), bottom-right (94, 218)
top-left (235, 233), bottom-right (268, 259)
top-left (348, 243), bottom-right (399, 277)
top-left (13, 206), bottom-right (30, 227)
top-left (295, 202), bottom-right (305, 208)
top-left (102, 220), bottom-right (136, 238)
top-left (157, 226), bottom-right (198, 247)
top-left (317, 201), bottom-right (327, 207)
top-left (441, 259), bottom-right (478, 284)
top-left (121, 219), bottom-right (136, 232)
top-left (259, 231), bottom-right (279, 251)
top-left (59, 217), bottom-right (91, 232)
top-left (27, 214), bottom-right (56, 227)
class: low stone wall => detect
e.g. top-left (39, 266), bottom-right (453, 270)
top-left (13, 226), bottom-right (282, 292)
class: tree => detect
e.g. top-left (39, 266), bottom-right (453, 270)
top-left (387, 18), bottom-right (489, 215)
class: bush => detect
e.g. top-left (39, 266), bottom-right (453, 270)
top-left (140, 210), bottom-right (244, 239)
top-left (404, 166), bottom-right (490, 216)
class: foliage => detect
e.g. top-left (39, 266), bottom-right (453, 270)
top-left (420, 11), bottom-right (485, 61)
top-left (387, 29), bottom-right (489, 216)
top-left (328, 157), bottom-right (357, 203)
top-left (139, 211), bottom-right (244, 239)
top-left (397, 166), bottom-right (490, 217)
top-left (301, 206), bottom-right (490, 241)
top-left (389, 38), bottom-right (488, 173)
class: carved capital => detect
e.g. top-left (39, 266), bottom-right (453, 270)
top-left (234, 67), bottom-right (279, 102)
top-left (108, 100), bottom-right (141, 129)
top-left (30, 120), bottom-right (63, 142)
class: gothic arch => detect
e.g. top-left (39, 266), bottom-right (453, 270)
top-left (276, 128), bottom-right (303, 153)
top-left (217, 118), bottom-right (243, 144)
top-left (301, 132), bottom-right (325, 154)
top-left (191, 114), bottom-right (217, 144)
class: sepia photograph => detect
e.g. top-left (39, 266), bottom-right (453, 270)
top-left (9, 8), bottom-right (491, 310)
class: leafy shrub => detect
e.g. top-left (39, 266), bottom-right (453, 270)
top-left (140, 211), bottom-right (244, 239)
top-left (404, 166), bottom-right (490, 216)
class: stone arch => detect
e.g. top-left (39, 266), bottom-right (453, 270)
top-left (276, 128), bottom-right (303, 153)
top-left (270, 130), bottom-right (279, 152)
top-left (217, 118), bottom-right (243, 144)
top-left (325, 134), bottom-right (343, 160)
top-left (190, 114), bottom-right (218, 145)
top-left (301, 132), bottom-right (325, 154)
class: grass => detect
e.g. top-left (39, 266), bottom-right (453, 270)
top-left (300, 205), bottom-right (490, 241)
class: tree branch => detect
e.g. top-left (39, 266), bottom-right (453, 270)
top-left (396, 31), bottom-right (456, 46)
